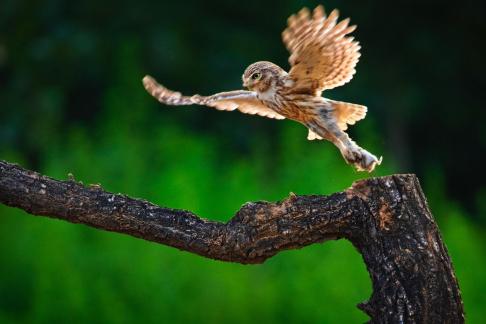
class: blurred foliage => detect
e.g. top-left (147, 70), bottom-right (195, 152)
top-left (0, 0), bottom-right (485, 323)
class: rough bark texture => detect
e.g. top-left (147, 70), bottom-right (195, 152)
top-left (0, 160), bottom-right (464, 323)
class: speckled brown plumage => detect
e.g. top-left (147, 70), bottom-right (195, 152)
top-left (142, 5), bottom-right (382, 172)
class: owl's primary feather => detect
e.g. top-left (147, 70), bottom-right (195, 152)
top-left (142, 5), bottom-right (381, 172)
top-left (282, 5), bottom-right (361, 95)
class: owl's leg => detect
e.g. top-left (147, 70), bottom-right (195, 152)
top-left (308, 110), bottom-right (382, 172)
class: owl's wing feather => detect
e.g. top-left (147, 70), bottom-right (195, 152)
top-left (143, 76), bottom-right (285, 120)
top-left (282, 5), bottom-right (361, 94)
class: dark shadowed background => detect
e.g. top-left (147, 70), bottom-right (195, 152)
top-left (1, 0), bottom-right (485, 323)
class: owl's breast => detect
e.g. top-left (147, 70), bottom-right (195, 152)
top-left (260, 92), bottom-right (322, 123)
top-left (257, 87), bottom-right (277, 102)
top-left (257, 87), bottom-right (287, 115)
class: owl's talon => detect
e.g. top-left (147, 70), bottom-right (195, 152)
top-left (343, 148), bottom-right (381, 172)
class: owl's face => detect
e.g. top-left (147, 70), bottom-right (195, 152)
top-left (242, 61), bottom-right (285, 93)
top-left (242, 70), bottom-right (266, 91)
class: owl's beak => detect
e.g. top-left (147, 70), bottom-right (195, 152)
top-left (243, 80), bottom-right (253, 90)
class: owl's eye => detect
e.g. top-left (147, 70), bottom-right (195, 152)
top-left (251, 72), bottom-right (262, 80)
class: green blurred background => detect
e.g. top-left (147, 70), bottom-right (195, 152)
top-left (1, 0), bottom-right (485, 323)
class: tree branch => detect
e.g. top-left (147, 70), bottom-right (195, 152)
top-left (0, 160), bottom-right (464, 323)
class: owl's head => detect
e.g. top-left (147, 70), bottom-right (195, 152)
top-left (242, 61), bottom-right (286, 93)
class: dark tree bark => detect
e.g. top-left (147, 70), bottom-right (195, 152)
top-left (0, 160), bottom-right (464, 323)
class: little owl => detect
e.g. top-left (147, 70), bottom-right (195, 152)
top-left (143, 5), bottom-right (382, 172)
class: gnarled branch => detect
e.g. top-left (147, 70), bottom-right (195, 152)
top-left (0, 160), bottom-right (464, 323)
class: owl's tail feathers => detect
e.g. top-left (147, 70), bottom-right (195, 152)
top-left (328, 100), bottom-right (367, 131)
top-left (307, 100), bottom-right (367, 140)
top-left (142, 75), bottom-right (196, 106)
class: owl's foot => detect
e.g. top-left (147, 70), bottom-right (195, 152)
top-left (342, 147), bottom-right (382, 172)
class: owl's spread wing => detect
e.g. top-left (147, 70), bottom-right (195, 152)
top-left (143, 76), bottom-right (285, 120)
top-left (282, 5), bottom-right (361, 94)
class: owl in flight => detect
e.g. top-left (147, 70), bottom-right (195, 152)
top-left (143, 5), bottom-right (382, 172)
